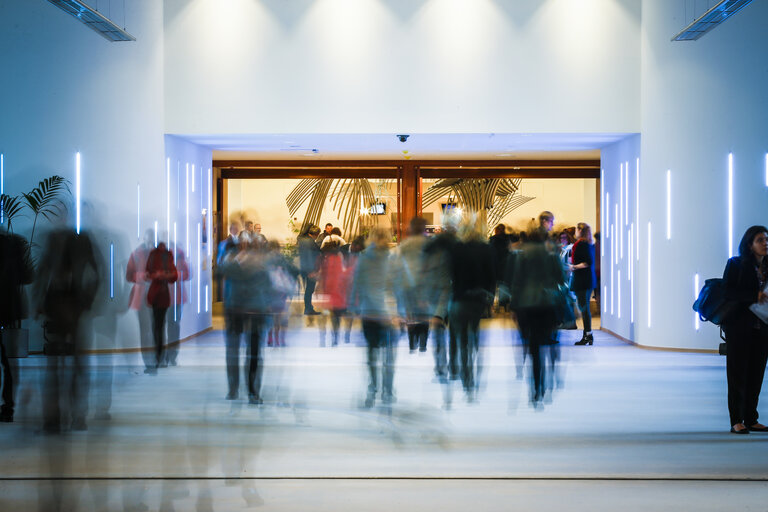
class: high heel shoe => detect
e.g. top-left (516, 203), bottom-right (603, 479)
top-left (574, 333), bottom-right (593, 346)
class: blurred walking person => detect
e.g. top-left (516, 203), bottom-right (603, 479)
top-left (0, 229), bottom-right (33, 422)
top-left (508, 226), bottom-right (566, 406)
top-left (395, 217), bottom-right (431, 353)
top-left (145, 239), bottom-right (178, 371)
top-left (448, 220), bottom-right (495, 402)
top-left (127, 230), bottom-right (155, 373)
top-left (298, 225), bottom-right (321, 315)
top-left (35, 227), bottom-right (99, 432)
top-left (351, 227), bottom-right (402, 408)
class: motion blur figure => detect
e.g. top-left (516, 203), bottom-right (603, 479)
top-left (0, 229), bottom-right (34, 422)
top-left (422, 224), bottom-right (455, 382)
top-left (166, 243), bottom-right (190, 366)
top-left (447, 220), bottom-right (495, 402)
top-left (34, 227), bottom-right (99, 432)
top-left (126, 229), bottom-right (154, 373)
top-left (394, 217), bottom-right (431, 353)
top-left (351, 227), bottom-right (403, 408)
top-left (144, 239), bottom-right (178, 371)
top-left (217, 234), bottom-right (271, 404)
top-left (507, 226), bottom-right (566, 406)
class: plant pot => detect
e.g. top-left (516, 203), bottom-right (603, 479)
top-left (1, 328), bottom-right (29, 358)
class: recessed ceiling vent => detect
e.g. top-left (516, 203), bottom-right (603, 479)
top-left (672, 0), bottom-right (754, 41)
top-left (46, 0), bottom-right (135, 42)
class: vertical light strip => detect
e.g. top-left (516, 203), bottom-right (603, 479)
top-left (1, 153), bottom-right (4, 225)
top-left (600, 168), bottom-right (604, 257)
top-left (110, 243), bottom-right (114, 299)
top-left (666, 170), bottom-right (672, 240)
top-left (729, 153), bottom-right (734, 258)
top-left (205, 285), bottom-right (209, 313)
top-left (620, 163), bottom-right (624, 231)
top-left (197, 222), bottom-right (201, 314)
top-left (603, 285), bottom-right (608, 313)
top-left (614, 205), bottom-right (619, 264)
top-left (648, 222), bottom-right (652, 328)
top-left (154, 220), bottom-right (158, 247)
top-left (166, 158), bottom-right (170, 240)
top-left (174, 221), bottom-right (178, 322)
top-left (186, 164), bottom-right (190, 256)
top-left (177, 161), bottom-right (181, 205)
top-left (630, 225), bottom-right (634, 324)
top-left (636, 158), bottom-right (640, 261)
top-left (208, 168), bottom-right (212, 257)
top-left (618, 269), bottom-right (621, 319)
top-left (191, 163), bottom-right (195, 192)
top-left (628, 226), bottom-right (632, 281)
top-left (137, 184), bottom-right (141, 240)
top-left (75, 152), bottom-right (81, 234)
top-left (694, 273), bottom-right (700, 331)
top-left (625, 162), bottom-right (629, 225)
top-left (606, 193), bottom-right (610, 238)
top-left (611, 223), bottom-right (615, 316)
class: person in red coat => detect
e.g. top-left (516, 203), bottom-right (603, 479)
top-left (145, 241), bottom-right (177, 373)
top-left (127, 230), bottom-right (154, 372)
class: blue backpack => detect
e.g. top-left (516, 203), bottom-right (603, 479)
top-left (692, 278), bottom-right (737, 326)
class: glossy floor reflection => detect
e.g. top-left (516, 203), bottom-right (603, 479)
top-left (2, 321), bottom-right (768, 511)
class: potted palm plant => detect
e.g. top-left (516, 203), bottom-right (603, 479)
top-left (1, 176), bottom-right (70, 357)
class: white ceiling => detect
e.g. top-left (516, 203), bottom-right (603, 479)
top-left (173, 133), bottom-right (633, 160)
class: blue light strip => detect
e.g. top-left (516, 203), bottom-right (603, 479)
top-left (600, 168), bottom-right (604, 258)
top-left (166, 158), bottom-right (170, 240)
top-left (205, 285), bottom-right (209, 313)
top-left (694, 273), bottom-right (700, 331)
top-left (625, 162), bottom-right (629, 226)
top-left (207, 168), bottom-right (212, 257)
top-left (630, 224), bottom-right (634, 324)
top-left (137, 184), bottom-right (141, 240)
top-left (606, 193), bottom-right (610, 239)
top-left (76, 152), bottom-right (81, 234)
top-left (186, 164), bottom-right (190, 256)
top-left (611, 222), bottom-right (614, 316)
top-left (636, 158), bottom-right (640, 261)
top-left (197, 222), bottom-right (201, 314)
top-left (154, 220), bottom-right (158, 248)
top-left (1, 153), bottom-right (4, 225)
top-left (620, 163), bottom-right (624, 244)
top-left (174, 221), bottom-right (177, 322)
top-left (110, 242), bottom-right (114, 299)
top-left (666, 170), bottom-right (672, 240)
top-left (729, 153), bottom-right (734, 258)
top-left (648, 222), bottom-right (652, 328)
top-left (614, 204), bottom-right (619, 264)
top-left (618, 269), bottom-right (621, 319)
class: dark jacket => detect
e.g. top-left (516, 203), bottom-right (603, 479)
top-left (723, 255), bottom-right (765, 333)
top-left (298, 234), bottom-right (320, 274)
top-left (0, 232), bottom-right (34, 327)
top-left (449, 239), bottom-right (495, 305)
top-left (145, 243), bottom-right (178, 309)
top-left (489, 234), bottom-right (510, 283)
top-left (570, 240), bottom-right (596, 291)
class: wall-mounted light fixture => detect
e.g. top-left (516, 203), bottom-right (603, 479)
top-left (672, 0), bottom-right (754, 41)
top-left (45, 0), bottom-right (136, 42)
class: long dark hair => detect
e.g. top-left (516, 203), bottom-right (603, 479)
top-left (738, 225), bottom-right (768, 259)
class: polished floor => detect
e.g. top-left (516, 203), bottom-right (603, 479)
top-left (2, 317), bottom-right (768, 511)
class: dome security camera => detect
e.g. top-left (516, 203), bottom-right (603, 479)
top-left (397, 134), bottom-right (409, 143)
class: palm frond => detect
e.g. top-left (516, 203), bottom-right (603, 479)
top-left (22, 175), bottom-right (70, 216)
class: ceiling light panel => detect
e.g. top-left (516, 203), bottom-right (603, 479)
top-left (46, 0), bottom-right (136, 42)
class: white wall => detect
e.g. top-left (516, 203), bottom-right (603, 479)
top-left (0, 1), bottom-right (216, 353)
top-left (164, 135), bottom-right (214, 340)
top-left (600, 135), bottom-right (640, 343)
top-left (601, 0), bottom-right (768, 350)
top-left (163, 0), bottom-right (641, 134)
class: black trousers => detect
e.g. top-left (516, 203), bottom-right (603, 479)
top-left (726, 323), bottom-right (768, 426)
top-left (151, 306), bottom-right (168, 367)
top-left (362, 319), bottom-right (395, 400)
top-left (225, 312), bottom-right (264, 399)
top-left (407, 322), bottom-right (429, 352)
top-left (0, 330), bottom-right (14, 416)
top-left (516, 307), bottom-right (557, 402)
top-left (573, 288), bottom-right (593, 334)
top-left (449, 301), bottom-right (484, 392)
top-left (301, 272), bottom-right (317, 312)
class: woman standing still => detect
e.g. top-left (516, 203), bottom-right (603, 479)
top-left (723, 225), bottom-right (768, 434)
top-left (570, 222), bottom-right (596, 346)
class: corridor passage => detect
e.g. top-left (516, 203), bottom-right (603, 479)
top-left (2, 324), bottom-right (768, 511)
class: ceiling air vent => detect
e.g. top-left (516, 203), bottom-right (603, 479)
top-left (672, 0), bottom-right (754, 41)
top-left (46, 0), bottom-right (135, 42)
